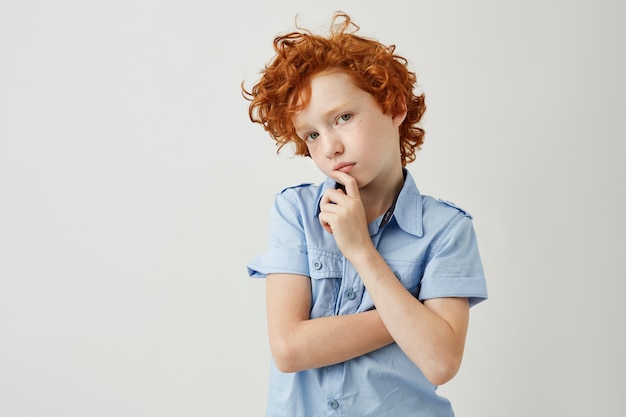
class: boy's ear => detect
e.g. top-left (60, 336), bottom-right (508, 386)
top-left (392, 102), bottom-right (408, 127)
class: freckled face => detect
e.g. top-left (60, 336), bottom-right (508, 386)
top-left (293, 71), bottom-right (406, 190)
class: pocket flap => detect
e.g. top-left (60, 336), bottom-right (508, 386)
top-left (308, 251), bottom-right (342, 279)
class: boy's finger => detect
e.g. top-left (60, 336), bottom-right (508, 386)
top-left (331, 171), bottom-right (359, 197)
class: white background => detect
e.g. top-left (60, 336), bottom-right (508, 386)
top-left (1, 0), bottom-right (624, 415)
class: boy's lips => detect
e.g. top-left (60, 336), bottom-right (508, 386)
top-left (333, 162), bottom-right (355, 173)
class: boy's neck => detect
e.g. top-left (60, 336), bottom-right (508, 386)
top-left (360, 168), bottom-right (405, 224)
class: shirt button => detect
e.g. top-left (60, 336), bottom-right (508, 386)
top-left (312, 260), bottom-right (322, 270)
top-left (394, 271), bottom-right (401, 280)
top-left (328, 399), bottom-right (340, 410)
top-left (345, 289), bottom-right (356, 300)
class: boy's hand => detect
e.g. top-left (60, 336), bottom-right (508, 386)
top-left (319, 171), bottom-right (373, 260)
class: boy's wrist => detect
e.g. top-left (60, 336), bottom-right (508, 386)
top-left (346, 242), bottom-right (379, 269)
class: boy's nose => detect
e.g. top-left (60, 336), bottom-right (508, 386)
top-left (323, 133), bottom-right (344, 158)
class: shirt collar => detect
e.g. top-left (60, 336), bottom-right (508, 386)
top-left (315, 168), bottom-right (424, 237)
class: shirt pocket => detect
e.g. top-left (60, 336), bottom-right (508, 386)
top-left (308, 251), bottom-right (342, 319)
top-left (357, 260), bottom-right (424, 312)
top-left (387, 260), bottom-right (424, 297)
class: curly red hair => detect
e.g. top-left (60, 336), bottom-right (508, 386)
top-left (242, 12), bottom-right (426, 166)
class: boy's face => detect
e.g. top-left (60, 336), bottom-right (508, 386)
top-left (293, 71), bottom-right (406, 190)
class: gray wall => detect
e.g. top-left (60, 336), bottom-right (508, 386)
top-left (1, 1), bottom-right (624, 415)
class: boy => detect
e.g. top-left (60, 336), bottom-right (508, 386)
top-left (244, 12), bottom-right (487, 416)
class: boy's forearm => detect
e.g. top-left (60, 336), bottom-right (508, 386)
top-left (271, 309), bottom-right (393, 373)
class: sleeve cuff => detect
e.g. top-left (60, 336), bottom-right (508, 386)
top-left (247, 249), bottom-right (310, 278)
top-left (419, 275), bottom-right (488, 308)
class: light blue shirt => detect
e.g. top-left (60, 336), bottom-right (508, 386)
top-left (247, 170), bottom-right (487, 417)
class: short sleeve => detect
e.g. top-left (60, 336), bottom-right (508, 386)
top-left (246, 191), bottom-right (310, 278)
top-left (419, 214), bottom-right (487, 307)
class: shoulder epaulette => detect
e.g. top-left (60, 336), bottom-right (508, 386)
top-left (436, 198), bottom-right (473, 219)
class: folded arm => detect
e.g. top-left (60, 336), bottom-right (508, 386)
top-left (266, 273), bottom-right (393, 373)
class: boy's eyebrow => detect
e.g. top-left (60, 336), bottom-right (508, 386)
top-left (294, 100), bottom-right (353, 132)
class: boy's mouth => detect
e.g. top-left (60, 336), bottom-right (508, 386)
top-left (333, 162), bottom-right (355, 173)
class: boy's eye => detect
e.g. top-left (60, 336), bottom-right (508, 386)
top-left (305, 132), bottom-right (319, 142)
top-left (338, 114), bottom-right (352, 123)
